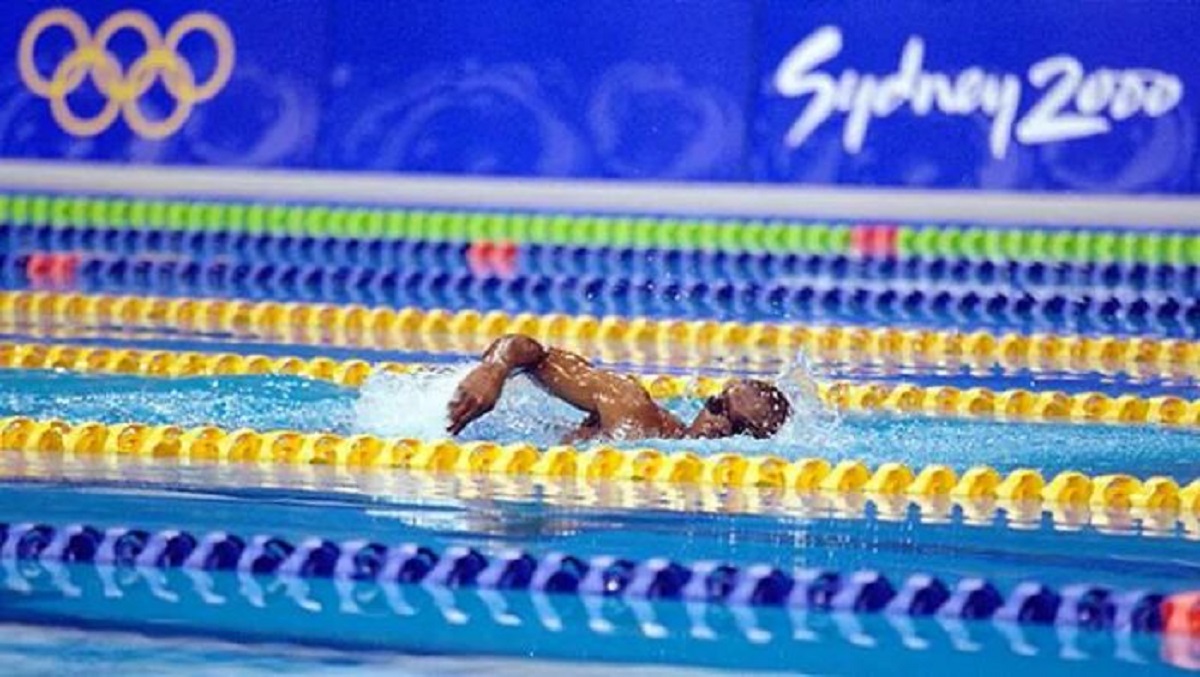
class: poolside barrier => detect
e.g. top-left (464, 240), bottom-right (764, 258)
top-left (0, 520), bottom-right (1173, 634)
top-left (3, 193), bottom-right (1199, 264)
top-left (2, 417), bottom-right (1197, 517)
top-left (2, 341), bottom-right (1199, 426)
top-left (1, 291), bottom-right (1197, 377)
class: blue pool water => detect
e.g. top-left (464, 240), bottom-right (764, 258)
top-left (0, 454), bottom-right (1196, 675)
top-left (1, 366), bottom-right (1198, 480)
top-left (0, 331), bottom-right (1197, 674)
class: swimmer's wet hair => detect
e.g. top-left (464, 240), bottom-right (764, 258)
top-left (737, 379), bottom-right (793, 437)
top-left (745, 379), bottom-right (793, 413)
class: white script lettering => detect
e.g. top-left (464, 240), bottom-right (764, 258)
top-left (773, 26), bottom-right (1184, 159)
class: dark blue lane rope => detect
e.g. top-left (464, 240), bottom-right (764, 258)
top-left (5, 548), bottom-right (1177, 671)
top-left (4, 225), bottom-right (1200, 336)
top-left (5, 225), bottom-right (1200, 296)
top-left (5, 255), bottom-right (1200, 337)
top-left (0, 522), bottom-right (1166, 634)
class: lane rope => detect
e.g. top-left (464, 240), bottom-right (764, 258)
top-left (0, 520), bottom-right (1176, 634)
top-left (5, 546), bottom-right (1189, 666)
top-left (2, 416), bottom-right (1197, 517)
top-left (7, 225), bottom-right (1200, 296)
top-left (3, 192), bottom-right (1198, 263)
top-left (2, 340), bottom-right (1198, 426)
top-left (6, 451), bottom-right (1187, 536)
top-left (12, 252), bottom-right (1200, 338)
top-left (1, 290), bottom-right (1197, 378)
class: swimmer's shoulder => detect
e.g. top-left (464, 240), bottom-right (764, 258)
top-left (600, 373), bottom-right (685, 437)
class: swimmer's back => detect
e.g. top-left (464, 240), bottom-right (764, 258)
top-left (447, 334), bottom-right (686, 440)
top-left (531, 348), bottom-right (684, 438)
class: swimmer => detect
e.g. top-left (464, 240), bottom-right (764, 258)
top-left (447, 334), bottom-right (792, 443)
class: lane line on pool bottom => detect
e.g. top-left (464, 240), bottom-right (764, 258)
top-left (1, 340), bottom-right (1198, 428)
top-left (2, 290), bottom-right (1198, 379)
top-left (1, 416), bottom-right (1197, 519)
top-left (0, 520), bottom-right (1184, 637)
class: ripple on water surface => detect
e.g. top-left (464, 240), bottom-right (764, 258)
top-left (0, 367), bottom-right (1196, 479)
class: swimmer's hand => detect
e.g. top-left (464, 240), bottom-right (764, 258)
top-left (447, 363), bottom-right (507, 435)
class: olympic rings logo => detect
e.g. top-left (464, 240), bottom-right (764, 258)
top-left (18, 8), bottom-right (235, 139)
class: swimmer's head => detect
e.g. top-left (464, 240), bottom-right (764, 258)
top-left (689, 379), bottom-right (792, 440)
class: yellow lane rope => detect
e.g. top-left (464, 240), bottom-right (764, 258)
top-left (2, 416), bottom-right (1197, 518)
top-left (4, 448), bottom-right (1190, 537)
top-left (1, 291), bottom-right (1197, 378)
top-left (2, 340), bottom-right (1198, 426)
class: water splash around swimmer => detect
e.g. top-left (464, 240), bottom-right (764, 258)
top-left (350, 349), bottom-right (844, 457)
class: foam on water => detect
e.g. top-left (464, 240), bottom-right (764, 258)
top-left (769, 349), bottom-right (847, 451)
top-left (0, 370), bottom-right (354, 432)
top-left (345, 357), bottom-right (1200, 478)
top-left (353, 366), bottom-right (470, 440)
top-left (0, 365), bottom-right (1195, 478)
top-left (349, 350), bottom-right (847, 453)
top-left (353, 364), bottom-right (590, 443)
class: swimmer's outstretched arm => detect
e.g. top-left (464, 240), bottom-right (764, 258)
top-left (447, 335), bottom-right (611, 435)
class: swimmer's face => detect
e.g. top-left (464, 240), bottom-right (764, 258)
top-left (690, 380), bottom-right (792, 439)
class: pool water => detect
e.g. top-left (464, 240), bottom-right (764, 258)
top-left (1, 366), bottom-right (1197, 480)
top-left (0, 454), bottom-right (1195, 675)
top-left (0, 570), bottom-right (1185, 676)
top-left (0, 624), bottom-right (721, 676)
top-left (2, 235), bottom-right (1199, 673)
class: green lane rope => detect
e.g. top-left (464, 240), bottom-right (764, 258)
top-left (1, 192), bottom-right (1197, 263)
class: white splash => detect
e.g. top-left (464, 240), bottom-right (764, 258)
top-left (351, 365), bottom-right (579, 442)
top-left (769, 348), bottom-right (846, 453)
top-left (349, 350), bottom-right (843, 456)
top-left (352, 366), bottom-right (474, 440)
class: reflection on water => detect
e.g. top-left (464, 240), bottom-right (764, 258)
top-left (0, 623), bottom-right (731, 677)
top-left (1, 456), bottom-right (1196, 595)
top-left (0, 559), bottom-right (1190, 676)
top-left (0, 623), bottom-right (386, 677)
top-left (2, 452), bottom-right (1191, 539)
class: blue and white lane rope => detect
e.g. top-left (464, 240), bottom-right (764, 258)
top-left (0, 521), bottom-right (1169, 634)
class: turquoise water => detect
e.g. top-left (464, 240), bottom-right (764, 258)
top-left (1, 336), bottom-right (1198, 674)
top-left (2, 464), bottom-right (1197, 592)
top-left (1, 367), bottom-right (1197, 480)
top-left (0, 567), bottom-right (1187, 676)
top-left (0, 457), bottom-right (1196, 675)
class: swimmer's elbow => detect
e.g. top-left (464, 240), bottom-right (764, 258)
top-left (484, 334), bottom-right (548, 370)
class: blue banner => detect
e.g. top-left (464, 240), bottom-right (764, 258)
top-left (0, 0), bottom-right (326, 167)
top-left (0, 0), bottom-right (1197, 193)
top-left (320, 0), bottom-right (753, 181)
top-left (752, 0), bottom-right (1199, 193)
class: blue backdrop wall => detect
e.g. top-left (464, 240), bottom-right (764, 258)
top-left (1, 0), bottom-right (1196, 193)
